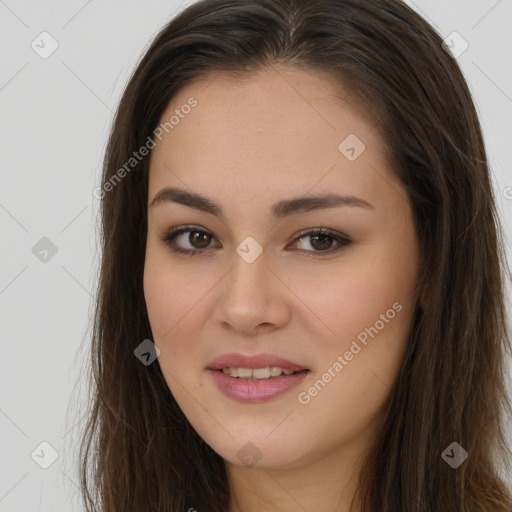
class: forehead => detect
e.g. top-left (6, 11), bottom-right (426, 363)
top-left (148, 65), bottom-right (395, 213)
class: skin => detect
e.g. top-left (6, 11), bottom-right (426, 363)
top-left (143, 64), bottom-right (420, 512)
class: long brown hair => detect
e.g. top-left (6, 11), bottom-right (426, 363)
top-left (78, 0), bottom-right (512, 510)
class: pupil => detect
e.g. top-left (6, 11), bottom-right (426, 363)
top-left (191, 231), bottom-right (210, 248)
top-left (311, 234), bottom-right (332, 250)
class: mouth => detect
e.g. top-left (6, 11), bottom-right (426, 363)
top-left (208, 352), bottom-right (309, 373)
top-left (214, 367), bottom-right (309, 379)
top-left (207, 353), bottom-right (311, 403)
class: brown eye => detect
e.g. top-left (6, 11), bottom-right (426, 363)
top-left (162, 226), bottom-right (218, 256)
top-left (187, 231), bottom-right (211, 249)
top-left (307, 233), bottom-right (336, 251)
top-left (291, 228), bottom-right (352, 256)
top-left (162, 225), bottom-right (351, 258)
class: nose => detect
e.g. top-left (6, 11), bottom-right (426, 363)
top-left (212, 248), bottom-right (291, 336)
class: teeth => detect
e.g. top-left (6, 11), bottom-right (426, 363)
top-left (221, 366), bottom-right (297, 379)
top-left (270, 366), bottom-right (283, 377)
top-left (238, 367), bottom-right (252, 379)
top-left (253, 367), bottom-right (271, 379)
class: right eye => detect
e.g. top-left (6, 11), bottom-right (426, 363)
top-left (161, 225), bottom-right (219, 257)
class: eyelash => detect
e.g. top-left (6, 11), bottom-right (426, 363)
top-left (160, 224), bottom-right (352, 258)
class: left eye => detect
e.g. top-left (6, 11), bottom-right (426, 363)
top-left (161, 225), bottom-right (352, 257)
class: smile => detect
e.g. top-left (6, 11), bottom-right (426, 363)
top-left (220, 366), bottom-right (296, 379)
top-left (208, 368), bottom-right (310, 403)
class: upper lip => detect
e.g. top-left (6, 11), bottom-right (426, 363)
top-left (208, 352), bottom-right (309, 372)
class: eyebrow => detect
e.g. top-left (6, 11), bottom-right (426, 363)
top-left (149, 186), bottom-right (374, 219)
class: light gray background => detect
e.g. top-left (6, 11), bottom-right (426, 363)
top-left (0, 1), bottom-right (511, 510)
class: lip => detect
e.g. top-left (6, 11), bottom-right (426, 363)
top-left (208, 368), bottom-right (310, 403)
top-left (207, 352), bottom-right (309, 372)
top-left (207, 352), bottom-right (310, 403)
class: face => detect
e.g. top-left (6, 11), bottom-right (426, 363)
top-left (143, 65), bottom-right (420, 470)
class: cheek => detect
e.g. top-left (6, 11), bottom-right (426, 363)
top-left (287, 253), bottom-right (413, 338)
top-left (143, 262), bottom-right (201, 399)
top-left (291, 243), bottom-right (417, 381)
top-left (143, 250), bottom-right (214, 376)
top-left (143, 266), bottom-right (175, 338)
top-left (143, 244), bottom-right (211, 338)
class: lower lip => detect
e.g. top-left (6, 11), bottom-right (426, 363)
top-left (208, 369), bottom-right (310, 403)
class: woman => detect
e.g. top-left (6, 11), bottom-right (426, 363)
top-left (79, 0), bottom-right (512, 510)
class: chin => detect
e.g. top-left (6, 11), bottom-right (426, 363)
top-left (196, 426), bottom-right (311, 470)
